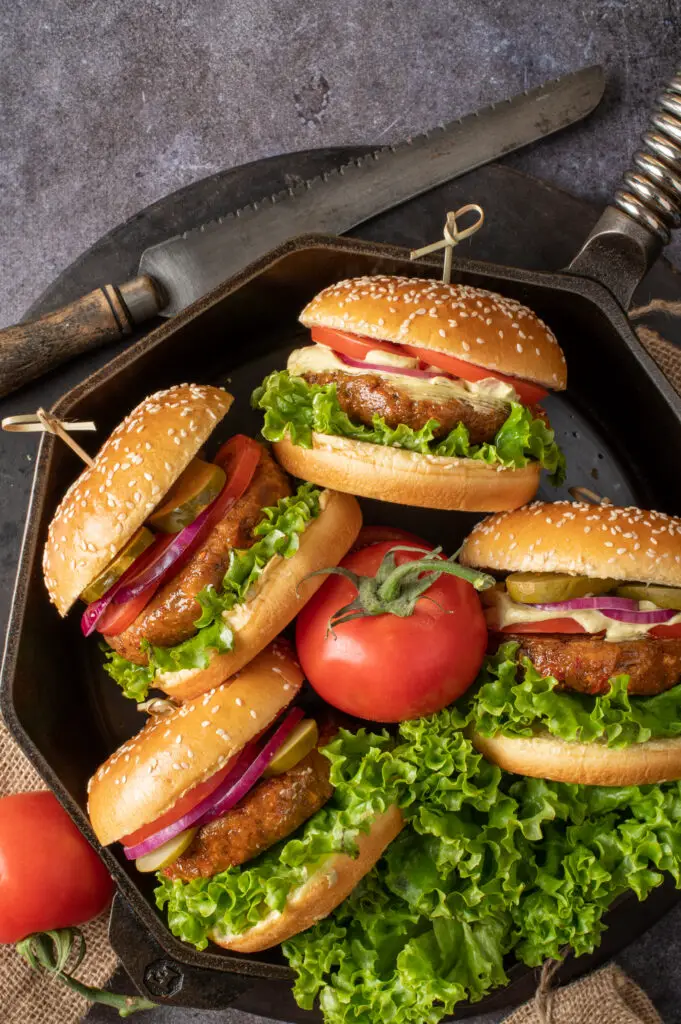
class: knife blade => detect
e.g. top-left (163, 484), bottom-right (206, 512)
top-left (142, 65), bottom-right (605, 315)
top-left (0, 65), bottom-right (604, 399)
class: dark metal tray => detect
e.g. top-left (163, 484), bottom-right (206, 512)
top-left (3, 233), bottom-right (681, 1019)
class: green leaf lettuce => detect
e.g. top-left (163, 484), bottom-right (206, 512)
top-left (467, 641), bottom-right (681, 748)
top-left (154, 707), bottom-right (681, 1024)
top-left (251, 370), bottom-right (566, 485)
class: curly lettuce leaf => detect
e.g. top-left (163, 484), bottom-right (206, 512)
top-left (155, 708), bottom-right (681, 1024)
top-left (252, 370), bottom-right (566, 485)
top-left (102, 483), bottom-right (322, 700)
top-left (467, 641), bottom-right (681, 748)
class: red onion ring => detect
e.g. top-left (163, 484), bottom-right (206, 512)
top-left (122, 707), bottom-right (305, 860)
top-left (533, 597), bottom-right (639, 612)
top-left (198, 706), bottom-right (305, 822)
top-left (600, 608), bottom-right (676, 625)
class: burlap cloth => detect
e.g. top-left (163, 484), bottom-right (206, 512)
top-left (0, 305), bottom-right (678, 1023)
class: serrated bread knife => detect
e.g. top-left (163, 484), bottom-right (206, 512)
top-left (0, 65), bottom-right (604, 398)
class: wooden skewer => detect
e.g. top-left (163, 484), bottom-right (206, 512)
top-left (410, 204), bottom-right (485, 284)
top-left (2, 409), bottom-right (96, 467)
top-left (568, 485), bottom-right (612, 505)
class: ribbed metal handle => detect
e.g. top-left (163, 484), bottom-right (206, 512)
top-left (614, 71), bottom-right (681, 245)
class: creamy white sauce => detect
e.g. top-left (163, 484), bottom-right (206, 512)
top-left (287, 345), bottom-right (519, 408)
top-left (485, 588), bottom-right (681, 642)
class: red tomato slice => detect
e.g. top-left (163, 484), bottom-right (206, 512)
top-left (100, 436), bottom-right (261, 637)
top-left (650, 623), bottom-right (681, 638)
top-left (120, 755), bottom-right (240, 847)
top-left (350, 525), bottom-right (430, 554)
top-left (499, 618), bottom-right (588, 634)
top-left (402, 344), bottom-right (549, 406)
top-left (311, 326), bottom-right (404, 359)
top-left (98, 589), bottom-right (158, 635)
top-left (309, 325), bottom-right (549, 406)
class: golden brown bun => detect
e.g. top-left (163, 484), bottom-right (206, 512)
top-left (87, 642), bottom-right (303, 846)
top-left (210, 805), bottom-right (404, 952)
top-left (460, 501), bottom-right (681, 586)
top-left (273, 433), bottom-right (540, 513)
top-left (43, 384), bottom-right (233, 616)
top-left (471, 729), bottom-right (681, 786)
top-left (300, 276), bottom-right (566, 389)
top-left (156, 490), bottom-right (362, 701)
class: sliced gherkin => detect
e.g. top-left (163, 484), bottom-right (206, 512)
top-left (149, 458), bottom-right (226, 534)
top-left (506, 572), bottom-right (616, 605)
top-left (615, 583), bottom-right (681, 611)
top-left (263, 720), bottom-right (319, 777)
top-left (80, 527), bottom-right (155, 604)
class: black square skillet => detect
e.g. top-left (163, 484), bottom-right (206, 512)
top-left (4, 72), bottom-right (681, 1020)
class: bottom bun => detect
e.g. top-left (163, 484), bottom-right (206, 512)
top-left (157, 489), bottom-right (361, 701)
top-left (471, 729), bottom-right (681, 786)
top-left (274, 434), bottom-right (540, 511)
top-left (210, 805), bottom-right (404, 952)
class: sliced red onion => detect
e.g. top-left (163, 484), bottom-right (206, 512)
top-left (113, 501), bottom-right (216, 605)
top-left (122, 707), bottom-right (305, 861)
top-left (533, 596), bottom-right (639, 612)
top-left (336, 351), bottom-right (454, 380)
top-left (601, 608), bottom-right (677, 625)
top-left (80, 538), bottom-right (171, 637)
top-left (122, 742), bottom-right (257, 860)
top-left (198, 706), bottom-right (305, 823)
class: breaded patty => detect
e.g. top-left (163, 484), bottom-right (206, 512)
top-left (302, 370), bottom-right (509, 444)
top-left (105, 447), bottom-right (290, 663)
top-left (498, 632), bottom-right (681, 696)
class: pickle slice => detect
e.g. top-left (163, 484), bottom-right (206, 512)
top-left (506, 572), bottom-right (616, 605)
top-left (615, 583), bottom-right (681, 611)
top-left (80, 527), bottom-right (155, 604)
top-left (149, 458), bottom-right (226, 534)
top-left (135, 827), bottom-right (198, 873)
top-left (264, 719), bottom-right (319, 777)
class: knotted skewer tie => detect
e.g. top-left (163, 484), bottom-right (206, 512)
top-left (2, 409), bottom-right (96, 466)
top-left (410, 204), bottom-right (485, 284)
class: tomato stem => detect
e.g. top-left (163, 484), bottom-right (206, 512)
top-left (16, 929), bottom-right (157, 1017)
top-left (304, 545), bottom-right (495, 629)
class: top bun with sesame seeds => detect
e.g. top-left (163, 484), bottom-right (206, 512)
top-left (299, 276), bottom-right (567, 389)
top-left (43, 384), bottom-right (234, 616)
top-left (459, 500), bottom-right (681, 586)
top-left (87, 641), bottom-right (304, 847)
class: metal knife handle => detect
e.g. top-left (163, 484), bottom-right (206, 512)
top-left (569, 69), bottom-right (681, 307)
top-left (0, 275), bottom-right (164, 398)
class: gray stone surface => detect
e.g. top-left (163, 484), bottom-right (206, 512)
top-left (1, 0), bottom-right (681, 330)
top-left (3, 1), bottom-right (681, 1023)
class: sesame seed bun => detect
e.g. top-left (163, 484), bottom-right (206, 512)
top-left (459, 501), bottom-right (681, 585)
top-left (300, 276), bottom-right (567, 390)
top-left (471, 729), bottom-right (681, 786)
top-left (43, 384), bottom-right (234, 616)
top-left (154, 489), bottom-right (362, 701)
top-left (210, 804), bottom-right (404, 952)
top-left (87, 641), bottom-right (303, 847)
top-left (273, 433), bottom-right (540, 512)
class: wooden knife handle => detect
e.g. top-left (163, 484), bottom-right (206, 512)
top-left (0, 275), bottom-right (165, 398)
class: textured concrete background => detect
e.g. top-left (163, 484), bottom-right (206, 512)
top-left (3, 1), bottom-right (681, 1022)
top-left (2, 0), bottom-right (681, 328)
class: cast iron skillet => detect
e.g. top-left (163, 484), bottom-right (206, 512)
top-left (4, 74), bottom-right (681, 1020)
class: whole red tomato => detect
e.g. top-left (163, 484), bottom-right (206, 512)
top-left (0, 791), bottom-right (114, 943)
top-left (296, 541), bottom-right (487, 721)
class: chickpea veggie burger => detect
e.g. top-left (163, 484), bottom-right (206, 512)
top-left (87, 642), bottom-right (403, 953)
top-left (459, 500), bottom-right (681, 785)
top-left (252, 276), bottom-right (567, 511)
top-left (42, 383), bottom-right (361, 703)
